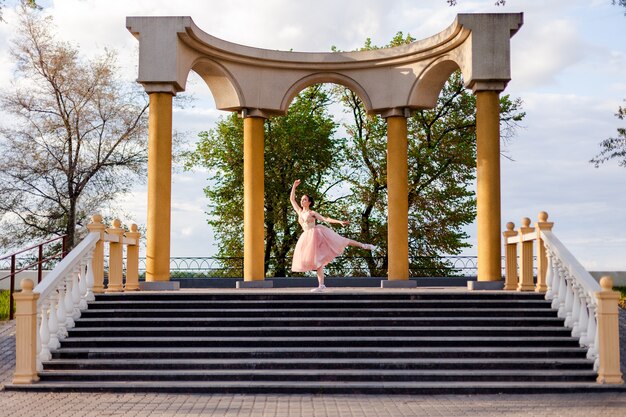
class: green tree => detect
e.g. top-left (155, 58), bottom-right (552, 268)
top-left (334, 33), bottom-right (525, 277)
top-left (591, 102), bottom-right (626, 167)
top-left (186, 86), bottom-right (339, 276)
top-left (0, 6), bottom-right (149, 249)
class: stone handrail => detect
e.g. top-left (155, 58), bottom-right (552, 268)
top-left (12, 215), bottom-right (141, 384)
top-left (503, 212), bottom-right (623, 385)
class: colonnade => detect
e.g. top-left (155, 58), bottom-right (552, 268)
top-left (144, 87), bottom-right (503, 284)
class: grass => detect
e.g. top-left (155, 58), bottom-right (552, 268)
top-left (0, 290), bottom-right (11, 321)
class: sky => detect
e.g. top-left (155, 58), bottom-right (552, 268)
top-left (0, 0), bottom-right (625, 270)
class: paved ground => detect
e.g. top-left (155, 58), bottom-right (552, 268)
top-left (1, 288), bottom-right (625, 417)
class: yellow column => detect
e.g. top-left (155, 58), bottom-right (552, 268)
top-left (476, 90), bottom-right (502, 281)
top-left (12, 279), bottom-right (39, 384)
top-left (386, 115), bottom-right (409, 280)
top-left (595, 276), bottom-right (624, 384)
top-left (125, 224), bottom-right (141, 291)
top-left (502, 222), bottom-right (518, 290)
top-left (517, 217), bottom-right (535, 291)
top-left (535, 211), bottom-right (554, 293)
top-left (106, 219), bottom-right (125, 292)
top-left (146, 92), bottom-right (173, 282)
top-left (86, 214), bottom-right (105, 294)
top-left (243, 116), bottom-right (265, 281)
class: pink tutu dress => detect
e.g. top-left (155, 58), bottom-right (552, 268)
top-left (291, 210), bottom-right (351, 272)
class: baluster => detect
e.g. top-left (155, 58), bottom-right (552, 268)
top-left (550, 255), bottom-right (562, 308)
top-left (39, 300), bottom-right (51, 363)
top-left (85, 250), bottom-right (95, 302)
top-left (586, 301), bottom-right (599, 364)
top-left (64, 272), bottom-right (75, 329)
top-left (563, 271), bottom-right (574, 327)
top-left (576, 288), bottom-right (589, 344)
top-left (36, 309), bottom-right (42, 373)
top-left (582, 299), bottom-right (597, 348)
top-left (71, 266), bottom-right (81, 320)
top-left (556, 264), bottom-right (568, 317)
top-left (78, 261), bottom-right (88, 311)
top-left (593, 324), bottom-right (600, 372)
top-left (544, 247), bottom-right (555, 300)
top-left (570, 281), bottom-right (581, 335)
top-left (48, 293), bottom-right (60, 351)
top-left (56, 283), bottom-right (68, 340)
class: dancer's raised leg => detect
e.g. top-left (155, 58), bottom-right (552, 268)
top-left (346, 239), bottom-right (377, 251)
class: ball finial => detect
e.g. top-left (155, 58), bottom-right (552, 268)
top-left (130, 223), bottom-right (138, 233)
top-left (506, 222), bottom-right (515, 231)
top-left (538, 211), bottom-right (549, 222)
top-left (600, 276), bottom-right (614, 290)
top-left (521, 217), bottom-right (531, 227)
top-left (20, 278), bottom-right (34, 292)
top-left (91, 214), bottom-right (103, 224)
top-left (112, 218), bottom-right (122, 228)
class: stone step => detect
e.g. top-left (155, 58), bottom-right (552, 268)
top-left (37, 368), bottom-right (598, 383)
top-left (58, 335), bottom-right (581, 349)
top-left (51, 346), bottom-right (589, 360)
top-left (66, 325), bottom-right (573, 338)
top-left (94, 292), bottom-right (547, 302)
top-left (80, 307), bottom-right (558, 318)
top-left (43, 357), bottom-right (595, 371)
top-left (87, 299), bottom-right (552, 310)
top-left (73, 316), bottom-right (565, 328)
top-left (6, 380), bottom-right (624, 395)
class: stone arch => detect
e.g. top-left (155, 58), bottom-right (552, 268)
top-left (190, 58), bottom-right (243, 111)
top-left (409, 58), bottom-right (462, 109)
top-left (280, 72), bottom-right (373, 114)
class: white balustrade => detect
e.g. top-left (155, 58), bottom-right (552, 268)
top-left (503, 212), bottom-right (624, 383)
top-left (20, 216), bottom-right (142, 374)
top-left (31, 232), bottom-right (100, 371)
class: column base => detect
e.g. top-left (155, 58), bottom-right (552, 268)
top-left (139, 281), bottom-right (180, 291)
top-left (380, 280), bottom-right (417, 288)
top-left (12, 375), bottom-right (39, 384)
top-left (517, 284), bottom-right (535, 292)
top-left (597, 374), bottom-right (624, 384)
top-left (236, 280), bottom-right (274, 288)
top-left (535, 284), bottom-right (548, 293)
top-left (468, 280), bottom-right (503, 290)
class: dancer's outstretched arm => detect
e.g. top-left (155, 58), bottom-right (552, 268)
top-left (312, 211), bottom-right (349, 227)
top-left (290, 179), bottom-right (302, 214)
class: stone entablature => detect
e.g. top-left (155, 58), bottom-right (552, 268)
top-left (126, 13), bottom-right (522, 115)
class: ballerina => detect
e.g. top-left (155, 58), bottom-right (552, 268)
top-left (290, 179), bottom-right (376, 292)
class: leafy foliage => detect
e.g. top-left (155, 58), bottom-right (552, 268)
top-left (0, 6), bottom-right (149, 250)
top-left (591, 102), bottom-right (626, 167)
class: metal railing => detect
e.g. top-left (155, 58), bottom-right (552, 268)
top-left (134, 255), bottom-right (482, 278)
top-left (0, 235), bottom-right (67, 320)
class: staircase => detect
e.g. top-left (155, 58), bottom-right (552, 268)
top-left (6, 290), bottom-right (621, 394)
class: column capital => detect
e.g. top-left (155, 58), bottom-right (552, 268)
top-left (142, 82), bottom-right (180, 96)
top-left (469, 81), bottom-right (506, 94)
top-left (240, 108), bottom-right (271, 119)
top-left (381, 108), bottom-right (412, 119)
